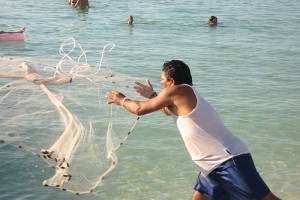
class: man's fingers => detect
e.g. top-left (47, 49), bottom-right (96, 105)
top-left (106, 91), bottom-right (117, 99)
top-left (146, 79), bottom-right (152, 87)
top-left (135, 81), bottom-right (145, 88)
top-left (107, 100), bottom-right (113, 104)
top-left (133, 86), bottom-right (141, 90)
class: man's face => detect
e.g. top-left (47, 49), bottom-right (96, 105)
top-left (209, 18), bottom-right (217, 25)
top-left (160, 71), bottom-right (172, 88)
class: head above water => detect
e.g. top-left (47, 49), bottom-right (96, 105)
top-left (208, 16), bottom-right (218, 25)
top-left (127, 15), bottom-right (133, 25)
top-left (162, 60), bottom-right (193, 86)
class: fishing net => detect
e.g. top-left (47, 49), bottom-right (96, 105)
top-left (0, 38), bottom-right (144, 194)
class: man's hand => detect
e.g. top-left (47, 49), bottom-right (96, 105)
top-left (134, 79), bottom-right (156, 99)
top-left (106, 91), bottom-right (126, 106)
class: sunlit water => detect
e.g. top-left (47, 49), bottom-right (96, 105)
top-left (1, 0), bottom-right (300, 199)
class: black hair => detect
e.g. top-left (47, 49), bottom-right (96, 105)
top-left (162, 60), bottom-right (193, 86)
top-left (209, 16), bottom-right (218, 22)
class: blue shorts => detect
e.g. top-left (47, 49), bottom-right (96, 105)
top-left (194, 154), bottom-right (270, 200)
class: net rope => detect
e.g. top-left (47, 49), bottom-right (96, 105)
top-left (0, 38), bottom-right (143, 195)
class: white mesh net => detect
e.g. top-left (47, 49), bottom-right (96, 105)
top-left (0, 38), bottom-right (144, 194)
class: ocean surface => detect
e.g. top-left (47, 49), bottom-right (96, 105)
top-left (1, 0), bottom-right (300, 199)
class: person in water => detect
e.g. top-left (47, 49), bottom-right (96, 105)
top-left (69, 0), bottom-right (89, 9)
top-left (128, 15), bottom-right (133, 25)
top-left (106, 60), bottom-right (281, 200)
top-left (207, 16), bottom-right (218, 26)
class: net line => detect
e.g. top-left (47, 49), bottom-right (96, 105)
top-left (0, 38), bottom-right (144, 195)
top-left (44, 37), bottom-right (116, 82)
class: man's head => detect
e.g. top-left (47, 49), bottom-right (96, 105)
top-left (161, 60), bottom-right (193, 86)
top-left (128, 15), bottom-right (133, 25)
top-left (208, 16), bottom-right (218, 25)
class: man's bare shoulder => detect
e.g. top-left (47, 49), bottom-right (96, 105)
top-left (161, 84), bottom-right (194, 99)
top-left (172, 84), bottom-right (193, 93)
top-left (165, 85), bottom-right (196, 116)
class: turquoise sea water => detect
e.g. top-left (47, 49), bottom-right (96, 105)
top-left (1, 0), bottom-right (300, 199)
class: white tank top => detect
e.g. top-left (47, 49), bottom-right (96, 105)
top-left (172, 85), bottom-right (249, 176)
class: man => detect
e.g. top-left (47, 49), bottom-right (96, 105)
top-left (69, 0), bottom-right (89, 9)
top-left (208, 16), bottom-right (218, 26)
top-left (128, 15), bottom-right (133, 25)
top-left (106, 60), bottom-right (281, 200)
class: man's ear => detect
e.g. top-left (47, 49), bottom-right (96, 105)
top-left (169, 78), bottom-right (176, 86)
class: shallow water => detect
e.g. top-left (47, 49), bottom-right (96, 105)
top-left (1, 0), bottom-right (300, 199)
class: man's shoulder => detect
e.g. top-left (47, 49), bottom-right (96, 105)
top-left (163, 84), bottom-right (194, 96)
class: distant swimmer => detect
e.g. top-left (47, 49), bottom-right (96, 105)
top-left (127, 15), bottom-right (133, 25)
top-left (69, 0), bottom-right (89, 9)
top-left (207, 16), bottom-right (218, 26)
